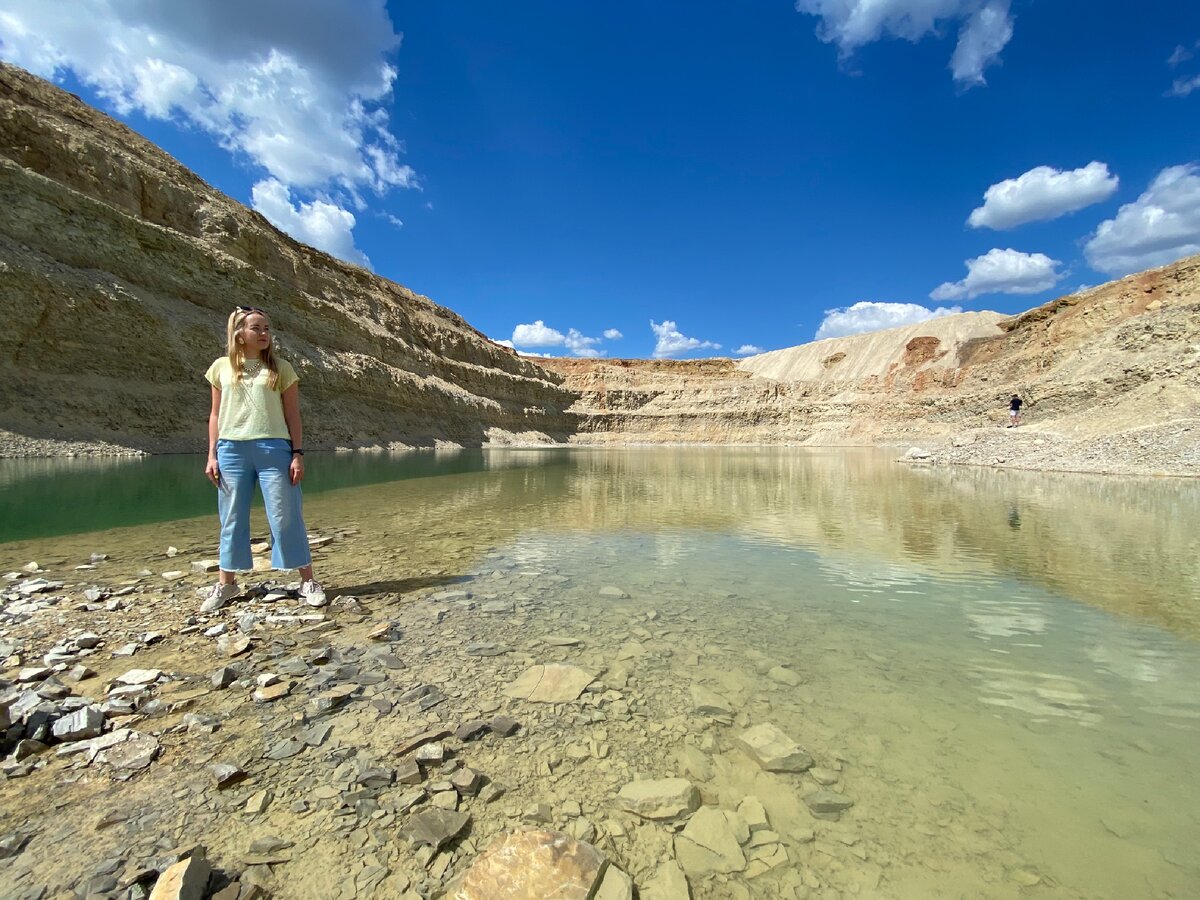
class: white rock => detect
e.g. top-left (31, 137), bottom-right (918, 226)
top-left (736, 723), bottom-right (813, 773)
top-left (616, 778), bottom-right (700, 821)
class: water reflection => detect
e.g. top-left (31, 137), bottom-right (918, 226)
top-left (3, 447), bottom-right (1198, 638)
top-left (2, 447), bottom-right (1198, 897)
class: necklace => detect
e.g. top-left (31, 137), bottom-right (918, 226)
top-left (241, 359), bottom-right (264, 378)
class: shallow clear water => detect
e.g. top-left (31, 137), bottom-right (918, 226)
top-left (3, 447), bottom-right (1198, 897)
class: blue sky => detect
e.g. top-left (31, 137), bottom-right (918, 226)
top-left (3, 1), bottom-right (1199, 358)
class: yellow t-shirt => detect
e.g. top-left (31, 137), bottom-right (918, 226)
top-left (205, 357), bottom-right (299, 441)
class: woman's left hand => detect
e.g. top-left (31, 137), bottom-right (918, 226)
top-left (290, 455), bottom-right (304, 486)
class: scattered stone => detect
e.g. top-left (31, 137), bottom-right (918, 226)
top-left (394, 727), bottom-right (453, 756)
top-left (415, 742), bottom-right (447, 765)
top-left (452, 830), bottom-right (612, 899)
top-left (454, 720), bottom-right (489, 742)
top-left (450, 768), bottom-right (482, 795)
top-left (0, 831), bottom-right (31, 860)
top-left (543, 635), bottom-right (583, 646)
top-left (598, 586), bottom-right (629, 598)
top-left (211, 666), bottom-right (237, 689)
top-left (211, 763), bottom-right (247, 788)
top-left (148, 853), bottom-right (210, 900)
top-left (253, 682), bottom-right (291, 703)
top-left (96, 731), bottom-right (160, 772)
top-left (398, 808), bottom-right (470, 852)
top-left (116, 669), bottom-right (162, 686)
top-left (479, 782), bottom-right (507, 804)
top-left (216, 635), bottom-right (252, 658)
top-left (641, 861), bottom-right (691, 900)
top-left (191, 560), bottom-right (220, 574)
top-left (489, 716), bottom-right (521, 737)
top-left (674, 807), bottom-right (747, 876)
top-left (617, 778), bottom-right (700, 821)
top-left (51, 706), bottom-right (105, 741)
top-left (809, 767), bottom-right (840, 786)
top-left (503, 664), bottom-right (594, 703)
top-left (736, 723), bottom-right (814, 773)
top-left (737, 797), bottom-right (769, 833)
top-left (65, 662), bottom-right (96, 681)
top-left (690, 686), bottom-right (735, 719)
top-left (804, 791), bottom-right (855, 815)
top-left (265, 738), bottom-right (305, 760)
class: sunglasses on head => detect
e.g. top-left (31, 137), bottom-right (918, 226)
top-left (237, 305), bottom-right (266, 313)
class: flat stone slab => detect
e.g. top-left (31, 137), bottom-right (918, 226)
top-left (690, 686), bottom-right (735, 718)
top-left (451, 829), bottom-right (608, 899)
top-left (804, 790), bottom-right (855, 814)
top-left (399, 808), bottom-right (469, 851)
top-left (503, 664), bottom-right (594, 703)
top-left (736, 723), bottom-right (814, 773)
top-left (616, 778), bottom-right (700, 821)
top-left (641, 861), bottom-right (691, 900)
top-left (674, 807), bottom-right (747, 876)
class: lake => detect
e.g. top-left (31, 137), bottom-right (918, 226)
top-left (2, 447), bottom-right (1197, 898)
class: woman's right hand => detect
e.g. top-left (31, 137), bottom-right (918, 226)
top-left (205, 456), bottom-right (220, 487)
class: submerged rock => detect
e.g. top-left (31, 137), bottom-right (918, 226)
top-left (736, 723), bottom-right (814, 773)
top-left (503, 664), bottom-right (593, 703)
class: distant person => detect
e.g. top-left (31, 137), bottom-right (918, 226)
top-left (199, 306), bottom-right (326, 612)
top-left (1008, 394), bottom-right (1023, 427)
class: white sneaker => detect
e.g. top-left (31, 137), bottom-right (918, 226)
top-left (200, 582), bottom-right (240, 613)
top-left (299, 579), bottom-right (327, 607)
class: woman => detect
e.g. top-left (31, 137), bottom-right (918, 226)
top-left (200, 306), bottom-right (325, 611)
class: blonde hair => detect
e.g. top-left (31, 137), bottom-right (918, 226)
top-left (226, 308), bottom-right (282, 390)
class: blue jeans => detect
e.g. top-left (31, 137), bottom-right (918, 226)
top-left (216, 438), bottom-right (312, 572)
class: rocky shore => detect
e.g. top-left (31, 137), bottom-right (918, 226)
top-left (1, 530), bottom-right (869, 900)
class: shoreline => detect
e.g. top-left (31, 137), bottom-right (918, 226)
top-left (3, 424), bottom-right (1196, 480)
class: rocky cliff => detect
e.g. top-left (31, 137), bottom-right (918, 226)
top-left (542, 256), bottom-right (1200, 474)
top-left (2, 62), bottom-right (1197, 474)
top-left (0, 63), bottom-right (578, 455)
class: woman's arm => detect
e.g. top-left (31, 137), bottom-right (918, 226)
top-left (205, 386), bottom-right (221, 485)
top-left (282, 384), bottom-right (305, 485)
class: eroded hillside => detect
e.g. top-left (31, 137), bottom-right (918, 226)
top-left (541, 257), bottom-right (1200, 474)
top-left (0, 64), bottom-right (577, 455)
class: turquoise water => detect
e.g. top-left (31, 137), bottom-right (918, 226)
top-left (0, 449), bottom-right (568, 542)
top-left (1, 447), bottom-right (1197, 897)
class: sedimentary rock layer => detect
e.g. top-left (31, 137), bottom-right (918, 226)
top-left (0, 63), bottom-right (577, 455)
top-left (542, 256), bottom-right (1200, 452)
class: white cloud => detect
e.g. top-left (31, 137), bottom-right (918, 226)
top-left (815, 302), bottom-right (962, 340)
top-left (931, 248), bottom-right (1062, 300)
top-left (251, 178), bottom-right (369, 269)
top-left (1167, 75), bottom-right (1200, 98)
top-left (968, 162), bottom-right (1119, 230)
top-left (509, 321), bottom-right (607, 358)
top-left (493, 339), bottom-right (515, 348)
top-left (0, 0), bottom-right (414, 265)
top-left (733, 344), bottom-right (764, 356)
top-left (603, 328), bottom-right (624, 340)
top-left (1083, 164), bottom-right (1200, 276)
top-left (794, 0), bottom-right (1014, 87)
top-left (565, 329), bottom-right (604, 358)
top-left (512, 320), bottom-right (565, 347)
top-left (1168, 41), bottom-right (1198, 67)
top-left (383, 213), bottom-right (404, 228)
top-left (650, 320), bottom-right (721, 359)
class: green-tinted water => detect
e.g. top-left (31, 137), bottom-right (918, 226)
top-left (2, 447), bottom-right (1198, 897)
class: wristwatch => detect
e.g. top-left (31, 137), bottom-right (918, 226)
top-left (291, 448), bottom-right (304, 455)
